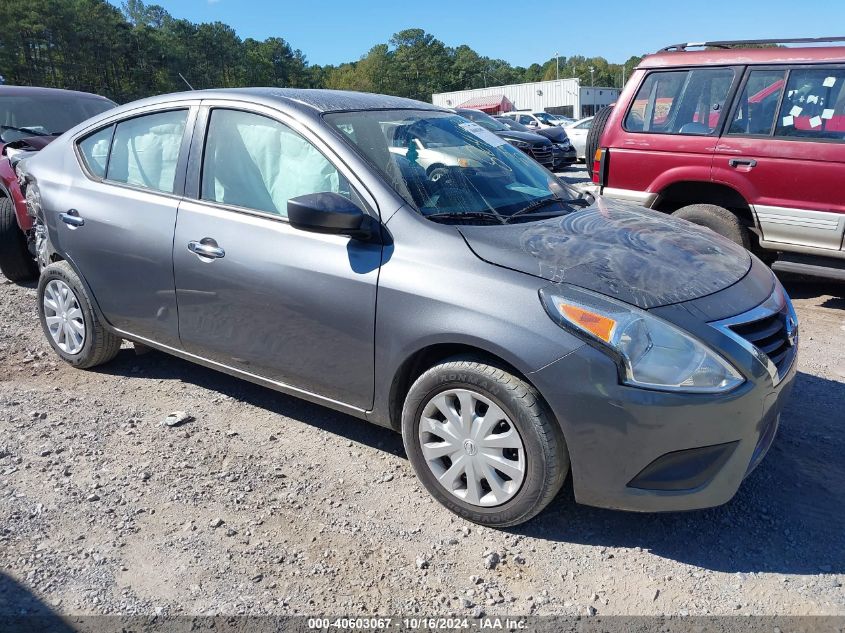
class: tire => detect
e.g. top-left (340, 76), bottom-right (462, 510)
top-left (402, 357), bottom-right (569, 527)
top-left (37, 261), bottom-right (122, 369)
top-left (672, 204), bottom-right (751, 250)
top-left (0, 197), bottom-right (38, 282)
top-left (585, 105), bottom-right (614, 177)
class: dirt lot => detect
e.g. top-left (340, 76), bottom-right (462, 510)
top-left (2, 173), bottom-right (844, 619)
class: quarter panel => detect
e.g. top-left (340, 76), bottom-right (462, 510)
top-left (369, 206), bottom-right (586, 427)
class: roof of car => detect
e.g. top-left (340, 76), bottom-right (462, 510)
top-left (0, 85), bottom-right (114, 101)
top-left (122, 88), bottom-right (444, 114)
top-left (640, 46), bottom-right (845, 69)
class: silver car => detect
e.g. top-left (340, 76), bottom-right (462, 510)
top-left (565, 116), bottom-right (594, 161)
top-left (20, 89), bottom-right (798, 526)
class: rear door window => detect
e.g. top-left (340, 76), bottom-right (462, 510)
top-left (774, 68), bottom-right (845, 141)
top-left (106, 109), bottom-right (188, 194)
top-left (77, 125), bottom-right (114, 179)
top-left (625, 68), bottom-right (735, 135)
top-left (728, 70), bottom-right (786, 136)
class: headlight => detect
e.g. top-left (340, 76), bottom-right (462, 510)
top-left (540, 285), bottom-right (744, 393)
top-left (507, 139), bottom-right (530, 149)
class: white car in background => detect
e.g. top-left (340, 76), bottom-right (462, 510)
top-left (564, 116), bottom-right (594, 161)
top-left (501, 111), bottom-right (565, 129)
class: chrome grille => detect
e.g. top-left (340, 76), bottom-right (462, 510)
top-left (528, 146), bottom-right (553, 166)
top-left (729, 312), bottom-right (793, 373)
top-left (711, 286), bottom-right (798, 385)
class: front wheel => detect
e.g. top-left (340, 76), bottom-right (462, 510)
top-left (402, 358), bottom-right (569, 527)
top-left (672, 204), bottom-right (751, 250)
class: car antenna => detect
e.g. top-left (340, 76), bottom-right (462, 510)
top-left (178, 73), bottom-right (195, 91)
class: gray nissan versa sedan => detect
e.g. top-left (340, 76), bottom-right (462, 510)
top-left (18, 89), bottom-right (798, 526)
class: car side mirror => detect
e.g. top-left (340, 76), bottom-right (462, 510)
top-left (288, 192), bottom-right (376, 241)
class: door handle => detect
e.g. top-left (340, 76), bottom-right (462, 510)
top-left (188, 239), bottom-right (225, 260)
top-left (728, 158), bottom-right (757, 168)
top-left (60, 209), bottom-right (84, 227)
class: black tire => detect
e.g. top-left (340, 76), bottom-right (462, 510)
top-left (585, 105), bottom-right (614, 177)
top-left (0, 197), bottom-right (38, 282)
top-left (672, 204), bottom-right (751, 250)
top-left (37, 261), bottom-right (122, 369)
top-left (402, 357), bottom-right (569, 527)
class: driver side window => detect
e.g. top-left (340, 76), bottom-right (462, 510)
top-left (200, 109), bottom-right (354, 218)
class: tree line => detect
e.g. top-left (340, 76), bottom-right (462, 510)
top-left (0, 0), bottom-right (644, 104)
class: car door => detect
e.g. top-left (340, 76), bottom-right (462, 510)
top-left (56, 104), bottom-right (197, 346)
top-left (713, 66), bottom-right (845, 251)
top-left (605, 67), bottom-right (738, 198)
top-left (173, 103), bottom-right (381, 410)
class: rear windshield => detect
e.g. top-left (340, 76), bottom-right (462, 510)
top-left (0, 94), bottom-right (115, 142)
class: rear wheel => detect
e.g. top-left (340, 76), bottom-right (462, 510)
top-left (672, 203), bottom-right (751, 250)
top-left (38, 261), bottom-right (122, 368)
top-left (402, 357), bottom-right (569, 527)
top-left (0, 197), bottom-right (38, 282)
top-left (585, 105), bottom-right (614, 177)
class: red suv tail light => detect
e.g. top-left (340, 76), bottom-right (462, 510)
top-left (592, 148), bottom-right (608, 187)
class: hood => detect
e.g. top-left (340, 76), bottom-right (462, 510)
top-left (535, 127), bottom-right (568, 143)
top-left (457, 198), bottom-right (752, 309)
top-left (1, 135), bottom-right (58, 156)
top-left (493, 129), bottom-right (551, 146)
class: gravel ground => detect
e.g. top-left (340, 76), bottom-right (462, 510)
top-left (2, 168), bottom-right (844, 618)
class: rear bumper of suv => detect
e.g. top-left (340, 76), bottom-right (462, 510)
top-left (528, 290), bottom-right (798, 512)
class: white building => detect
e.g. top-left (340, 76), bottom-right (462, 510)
top-left (432, 78), bottom-right (620, 119)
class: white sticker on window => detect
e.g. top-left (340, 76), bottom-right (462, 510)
top-left (807, 95), bottom-right (819, 104)
top-left (782, 115), bottom-right (794, 127)
top-left (823, 76), bottom-right (837, 87)
top-left (459, 122), bottom-right (507, 147)
top-left (789, 105), bottom-right (803, 117)
top-left (822, 108), bottom-right (835, 120)
top-left (810, 116), bottom-right (823, 128)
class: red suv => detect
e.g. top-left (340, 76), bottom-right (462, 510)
top-left (0, 86), bottom-right (115, 281)
top-left (591, 38), bottom-right (845, 281)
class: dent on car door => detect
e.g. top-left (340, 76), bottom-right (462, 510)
top-left (58, 106), bottom-right (196, 346)
top-left (714, 66), bottom-right (845, 250)
top-left (173, 106), bottom-right (381, 410)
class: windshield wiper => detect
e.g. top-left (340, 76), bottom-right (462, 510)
top-left (0, 125), bottom-right (50, 137)
top-left (505, 196), bottom-right (589, 223)
top-left (425, 211), bottom-right (505, 224)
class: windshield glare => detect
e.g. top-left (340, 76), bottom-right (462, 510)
top-left (325, 110), bottom-right (583, 223)
top-left (457, 110), bottom-right (509, 132)
top-left (0, 94), bottom-right (115, 142)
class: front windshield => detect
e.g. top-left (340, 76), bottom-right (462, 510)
top-left (0, 94), bottom-right (115, 143)
top-left (534, 112), bottom-right (556, 124)
top-left (325, 109), bottom-right (588, 224)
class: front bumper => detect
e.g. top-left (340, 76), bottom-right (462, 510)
top-left (552, 145), bottom-right (577, 167)
top-left (528, 287), bottom-right (798, 512)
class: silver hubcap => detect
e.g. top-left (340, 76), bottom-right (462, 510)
top-left (43, 279), bottom-right (85, 355)
top-left (418, 388), bottom-right (526, 507)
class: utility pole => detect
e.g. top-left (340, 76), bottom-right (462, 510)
top-left (589, 66), bottom-right (595, 115)
top-left (555, 52), bottom-right (560, 81)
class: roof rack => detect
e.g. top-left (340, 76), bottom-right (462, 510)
top-left (660, 37), bottom-right (845, 52)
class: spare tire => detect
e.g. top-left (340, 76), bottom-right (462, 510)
top-left (585, 105), bottom-right (614, 178)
